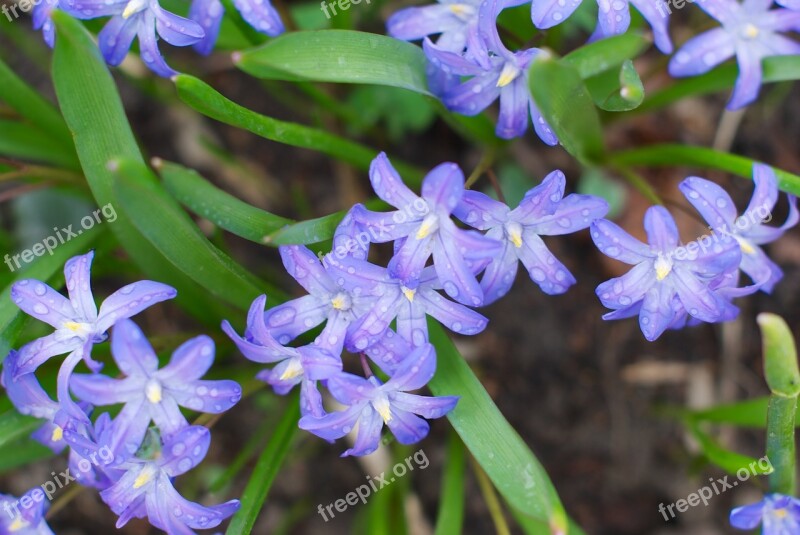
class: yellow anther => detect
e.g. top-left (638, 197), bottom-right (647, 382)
top-left (496, 63), bottom-right (521, 88)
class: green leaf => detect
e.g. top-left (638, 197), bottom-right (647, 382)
top-left (563, 32), bottom-right (651, 79)
top-left (586, 60), bottom-right (644, 112)
top-left (689, 423), bottom-right (773, 476)
top-left (174, 74), bottom-right (424, 183)
top-left (428, 322), bottom-right (566, 531)
top-left (235, 30), bottom-right (431, 95)
top-left (759, 313), bottom-right (800, 397)
top-left (0, 120), bottom-right (79, 169)
top-left (0, 411), bottom-right (42, 450)
top-left (51, 11), bottom-right (241, 322)
top-left (609, 144), bottom-right (800, 196)
top-left (434, 431), bottom-right (465, 535)
top-left (157, 160), bottom-right (292, 244)
top-left (111, 158), bottom-right (282, 309)
top-left (0, 56), bottom-right (72, 148)
top-left (0, 438), bottom-right (53, 472)
top-left (226, 395), bottom-right (299, 534)
top-left (529, 54), bottom-right (605, 165)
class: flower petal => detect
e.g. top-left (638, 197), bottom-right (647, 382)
top-left (280, 245), bottom-right (338, 297)
top-left (13, 333), bottom-right (82, 378)
top-left (422, 162), bottom-right (464, 213)
top-left (729, 500), bottom-right (766, 530)
top-left (11, 279), bottom-right (74, 329)
top-left (728, 45), bottom-right (764, 110)
top-left (171, 379), bottom-right (242, 415)
top-left (591, 219), bottom-right (652, 264)
top-left (432, 220), bottom-right (485, 306)
top-left (189, 0), bottom-right (224, 55)
top-left (668, 28), bottom-right (735, 77)
top-left (96, 281), bottom-right (177, 333)
top-left (298, 404), bottom-right (364, 441)
top-left (516, 231), bottom-right (576, 295)
top-left (385, 343), bottom-right (436, 392)
top-left (386, 407), bottom-right (430, 444)
top-left (98, 15), bottom-right (140, 67)
top-left (64, 252), bottom-right (98, 322)
top-left (370, 152), bottom-right (419, 209)
top-left (263, 295), bottom-right (329, 345)
top-left (158, 335), bottom-right (215, 383)
top-left (160, 425), bottom-right (210, 477)
top-left (531, 0), bottom-right (582, 29)
top-left (391, 392), bottom-right (458, 419)
top-left (418, 288), bottom-right (488, 335)
top-left (110, 319), bottom-right (159, 377)
top-left (137, 13), bottom-right (179, 78)
top-left (342, 405), bottom-right (383, 457)
top-left (596, 261), bottom-right (654, 309)
top-left (387, 4), bottom-right (466, 41)
top-left (496, 78), bottom-right (530, 139)
top-left (644, 205), bottom-right (680, 253)
top-left (525, 193), bottom-right (609, 235)
top-left (453, 190), bottom-right (509, 230)
top-left (679, 176), bottom-right (737, 229)
top-left (479, 235), bottom-right (519, 305)
top-left (154, 6), bottom-right (205, 46)
top-left (639, 283), bottom-right (678, 341)
top-left (70, 374), bottom-right (138, 405)
top-left (231, 0), bottom-right (284, 35)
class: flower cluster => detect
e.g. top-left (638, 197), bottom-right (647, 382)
top-left (592, 164), bottom-right (798, 341)
top-left (32, 0), bottom-right (283, 76)
top-left (224, 152), bottom-right (608, 456)
top-left (388, 0), bottom-right (800, 137)
top-left (1, 251), bottom-right (241, 534)
top-left (730, 493), bottom-right (800, 533)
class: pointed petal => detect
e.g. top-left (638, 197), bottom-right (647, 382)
top-left (96, 281), bottom-right (177, 333)
top-left (263, 295), bottom-right (329, 345)
top-left (453, 190), bottom-right (509, 230)
top-left (13, 333), bottom-right (81, 378)
top-left (363, 329), bottom-right (411, 376)
top-left (70, 374), bottom-right (137, 405)
top-left (496, 78), bottom-right (529, 139)
top-left (432, 219), bottom-right (485, 306)
top-left (348, 203), bottom-right (420, 244)
top-left (150, 478), bottom-right (239, 531)
top-left (679, 176), bottom-right (737, 229)
top-left (639, 283), bottom-right (678, 341)
top-left (396, 298), bottom-right (429, 346)
top-left (740, 243), bottom-right (784, 292)
top-left (630, 0), bottom-right (673, 53)
top-left (422, 162), bottom-right (465, 213)
top-left (391, 391), bottom-right (458, 419)
top-left (529, 98), bottom-right (559, 146)
top-left (512, 170), bottom-right (566, 221)
top-left (342, 405), bottom-right (383, 457)
top-left (370, 152), bottom-right (419, 209)
top-left (11, 279), bottom-right (74, 329)
top-left (160, 425), bottom-right (210, 476)
top-left (517, 231), bottom-right (576, 295)
top-left (644, 206), bottom-right (680, 253)
top-left (525, 193), bottom-right (609, 235)
top-left (110, 319), bottom-right (159, 376)
top-left (154, 6), bottom-right (205, 46)
top-left (158, 335), bottom-right (215, 383)
top-left (591, 219), bottom-right (652, 264)
top-left (280, 245), bottom-right (338, 297)
top-left (137, 14), bottom-right (179, 78)
top-left (729, 501), bottom-right (766, 530)
top-left (385, 343), bottom-right (436, 392)
top-left (347, 290), bottom-right (403, 352)
top-left (423, 37), bottom-right (486, 77)
top-left (672, 265), bottom-right (729, 322)
top-left (479, 237), bottom-right (519, 304)
top-left (596, 261), bottom-right (654, 309)
top-left (2, 351), bottom-right (59, 419)
top-left (385, 407), bottom-right (430, 444)
top-left (64, 252), bottom-right (98, 322)
top-left (440, 69), bottom-right (502, 116)
top-left (669, 29), bottom-right (735, 77)
top-left (419, 288), bottom-right (488, 335)
top-left (298, 404), bottom-right (364, 441)
top-left (189, 0), bottom-right (224, 55)
top-left (728, 46), bottom-right (764, 110)
top-left (98, 15), bottom-right (139, 67)
top-left (108, 398), bottom-right (151, 459)
top-left (170, 379), bottom-right (242, 414)
top-left (532, 0), bottom-right (582, 29)
top-left (298, 345), bottom-right (342, 381)
top-left (231, 0), bottom-right (284, 35)
top-left (746, 164), bottom-right (779, 217)
top-left (593, 0), bottom-right (631, 40)
top-left (388, 233), bottom-right (434, 284)
top-left (387, 4), bottom-right (465, 41)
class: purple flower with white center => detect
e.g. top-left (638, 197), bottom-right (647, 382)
top-left (668, 0), bottom-right (800, 109)
top-left (0, 489), bottom-right (54, 535)
top-left (10, 251), bottom-right (176, 378)
top-left (69, 319), bottom-right (241, 460)
top-left (261, 245), bottom-right (383, 354)
top-left (100, 425), bottom-right (240, 533)
top-left (222, 294), bottom-right (340, 414)
top-left (351, 153), bottom-right (502, 306)
top-left (329, 257), bottom-right (488, 352)
top-left (591, 205), bottom-right (741, 341)
top-left (299, 344), bottom-right (458, 457)
top-left (730, 493), bottom-right (800, 534)
top-left (63, 0), bottom-right (205, 77)
top-left (423, 0), bottom-right (557, 141)
top-left (453, 170), bottom-right (609, 304)
top-left (190, 0), bottom-right (283, 55)
top-left (679, 165), bottom-right (799, 293)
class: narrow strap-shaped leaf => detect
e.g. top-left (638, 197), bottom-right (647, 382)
top-left (235, 30), bottom-right (431, 95)
top-left (688, 422), bottom-right (774, 476)
top-left (51, 11), bottom-right (243, 322)
top-left (529, 54), bottom-right (605, 165)
top-left (158, 160), bottom-right (292, 244)
top-left (434, 430), bottom-right (465, 535)
top-left (174, 74), bottom-right (424, 183)
top-left (0, 56), bottom-right (73, 147)
top-left (427, 321), bottom-right (567, 531)
top-left (111, 158), bottom-right (284, 309)
top-left (226, 394), bottom-right (300, 534)
top-left (0, 120), bottom-right (79, 170)
top-left (609, 144), bottom-right (800, 196)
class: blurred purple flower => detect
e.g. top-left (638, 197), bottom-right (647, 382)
top-left (423, 0), bottom-right (557, 141)
top-left (453, 170), bottom-right (608, 304)
top-left (190, 0), bottom-right (283, 55)
top-left (100, 425), bottom-right (239, 533)
top-left (32, 0), bottom-right (59, 47)
top-left (591, 205), bottom-right (741, 341)
top-left (352, 153), bottom-right (502, 306)
top-left (70, 319), bottom-right (241, 460)
top-left (730, 493), bottom-right (800, 533)
top-left (0, 489), bottom-right (54, 535)
top-left (299, 344), bottom-right (458, 456)
top-left (668, 0), bottom-right (800, 109)
top-left (679, 165), bottom-right (799, 292)
top-left (387, 0), bottom-right (483, 55)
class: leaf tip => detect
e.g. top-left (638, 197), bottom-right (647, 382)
top-left (151, 157), bottom-right (164, 170)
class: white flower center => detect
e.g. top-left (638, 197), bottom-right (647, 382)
top-left (504, 221), bottom-right (524, 248)
top-left (740, 23), bottom-right (759, 40)
top-left (331, 292), bottom-right (352, 311)
top-left (415, 214), bottom-right (439, 240)
top-left (145, 379), bottom-right (163, 404)
top-left (654, 254), bottom-right (673, 281)
top-left (63, 321), bottom-right (92, 337)
top-left (497, 62), bottom-right (522, 88)
top-left (401, 286), bottom-right (416, 302)
top-left (133, 464), bottom-right (158, 489)
top-left (448, 3), bottom-right (476, 20)
top-left (122, 0), bottom-right (148, 18)
top-left (279, 358), bottom-right (304, 381)
top-left (372, 395), bottom-right (393, 424)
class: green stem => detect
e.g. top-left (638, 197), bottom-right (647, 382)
top-left (766, 395), bottom-right (797, 495)
top-left (470, 456), bottom-right (511, 535)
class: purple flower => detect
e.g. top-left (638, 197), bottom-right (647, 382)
top-left (679, 165), bottom-right (799, 293)
top-left (0, 489), bottom-right (54, 535)
top-left (453, 170), bottom-right (609, 304)
top-left (299, 344), bottom-right (458, 457)
top-left (423, 0), bottom-right (557, 141)
top-left (10, 251), bottom-right (176, 378)
top-left (351, 153), bottom-right (502, 306)
top-left (731, 493), bottom-right (800, 534)
top-left (190, 0), bottom-right (283, 55)
top-left (63, 0), bottom-right (205, 77)
top-left (387, 0), bottom-right (483, 55)
top-left (69, 319), bottom-right (241, 460)
top-left (668, 0), bottom-right (800, 109)
top-left (332, 257), bottom-right (488, 352)
top-left (591, 205), bottom-right (741, 341)
top-left (60, 412), bottom-right (123, 491)
top-left (261, 245), bottom-right (384, 353)
top-left (100, 425), bottom-right (239, 533)
top-left (222, 294), bottom-right (340, 415)
top-left (32, 0), bottom-right (60, 47)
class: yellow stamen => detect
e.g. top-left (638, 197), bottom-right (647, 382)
top-left (8, 517), bottom-right (28, 532)
top-left (373, 397), bottom-right (393, 424)
top-left (145, 380), bottom-right (162, 404)
top-left (505, 222), bottom-right (523, 248)
top-left (735, 235), bottom-right (756, 255)
top-left (122, 0), bottom-right (146, 19)
top-left (496, 63), bottom-right (521, 88)
top-left (133, 466), bottom-right (155, 489)
top-left (331, 292), bottom-right (351, 311)
top-left (401, 287), bottom-right (416, 302)
top-left (742, 23), bottom-right (759, 39)
top-left (51, 425), bottom-right (64, 443)
top-left (654, 255), bottom-right (672, 281)
top-left (279, 359), bottom-right (304, 381)
top-left (774, 508), bottom-right (788, 519)
top-left (415, 215), bottom-right (438, 240)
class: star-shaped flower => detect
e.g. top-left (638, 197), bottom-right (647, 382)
top-left (69, 319), bottom-right (242, 459)
top-left (731, 493), bottom-right (800, 534)
top-left (0, 489), bottom-right (54, 535)
top-left (453, 170), bottom-right (608, 304)
top-left (668, 0), bottom-right (800, 109)
top-left (678, 164), bottom-right (798, 292)
top-left (591, 205), bottom-right (741, 340)
top-left (299, 344), bottom-right (458, 457)
top-left (100, 425), bottom-right (239, 533)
